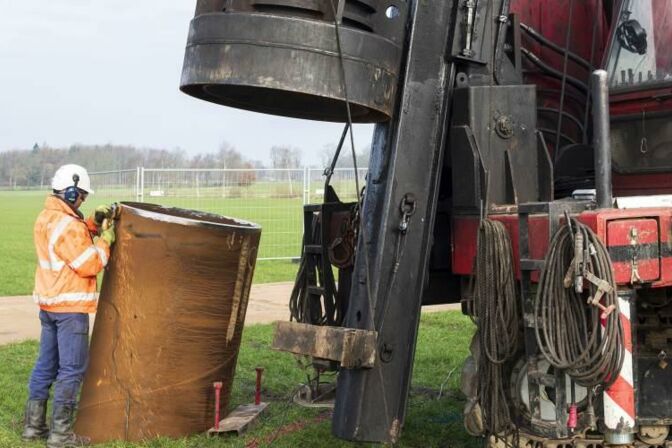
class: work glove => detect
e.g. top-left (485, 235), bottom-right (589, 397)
top-left (100, 224), bottom-right (116, 246)
top-left (92, 204), bottom-right (112, 227)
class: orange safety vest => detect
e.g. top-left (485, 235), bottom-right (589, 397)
top-left (33, 196), bottom-right (111, 314)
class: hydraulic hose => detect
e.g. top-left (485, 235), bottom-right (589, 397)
top-left (520, 22), bottom-right (592, 70)
top-left (521, 48), bottom-right (589, 95)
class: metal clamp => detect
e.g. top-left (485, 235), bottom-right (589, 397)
top-left (659, 350), bottom-right (668, 370)
top-left (629, 227), bottom-right (642, 284)
top-left (584, 271), bottom-right (616, 319)
top-left (562, 236), bottom-right (586, 292)
top-left (630, 257), bottom-right (642, 284)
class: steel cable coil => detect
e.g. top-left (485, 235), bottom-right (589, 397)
top-left (534, 218), bottom-right (624, 388)
top-left (473, 219), bottom-right (520, 434)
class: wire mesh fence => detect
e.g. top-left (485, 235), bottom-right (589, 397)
top-left (88, 167), bottom-right (367, 283)
top-left (306, 166), bottom-right (366, 204)
top-left (85, 169), bottom-right (140, 204)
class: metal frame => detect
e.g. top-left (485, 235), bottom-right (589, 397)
top-left (331, 0), bottom-right (458, 442)
top-left (517, 201), bottom-right (592, 438)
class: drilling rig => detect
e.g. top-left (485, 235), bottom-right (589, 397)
top-left (180, 0), bottom-right (672, 446)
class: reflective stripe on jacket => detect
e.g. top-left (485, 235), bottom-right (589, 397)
top-left (33, 196), bottom-right (111, 313)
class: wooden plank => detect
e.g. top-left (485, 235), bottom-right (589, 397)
top-left (207, 402), bottom-right (268, 436)
top-left (271, 321), bottom-right (378, 369)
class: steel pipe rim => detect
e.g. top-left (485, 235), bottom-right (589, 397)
top-left (180, 12), bottom-right (403, 122)
top-left (122, 202), bottom-right (261, 231)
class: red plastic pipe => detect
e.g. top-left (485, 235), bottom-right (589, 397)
top-left (213, 381), bottom-right (223, 429)
top-left (255, 368), bottom-right (264, 405)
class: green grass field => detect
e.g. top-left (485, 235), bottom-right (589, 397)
top-left (0, 192), bottom-right (41, 296)
top-left (0, 190), bottom-right (304, 296)
top-left (0, 312), bottom-right (478, 448)
top-left (0, 189), bottom-right (481, 447)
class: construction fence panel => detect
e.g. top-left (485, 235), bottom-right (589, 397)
top-left (306, 168), bottom-right (367, 204)
top-left (140, 168), bottom-right (305, 262)
top-left (88, 169), bottom-right (140, 204)
top-left (88, 167), bottom-right (367, 283)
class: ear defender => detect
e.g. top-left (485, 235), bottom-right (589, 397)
top-left (64, 174), bottom-right (81, 204)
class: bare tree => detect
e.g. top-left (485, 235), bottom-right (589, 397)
top-left (319, 143), bottom-right (336, 169)
top-left (319, 143), bottom-right (370, 170)
top-left (217, 141), bottom-right (244, 169)
top-left (215, 141), bottom-right (246, 197)
top-left (269, 146), bottom-right (302, 197)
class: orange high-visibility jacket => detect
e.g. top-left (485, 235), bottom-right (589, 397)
top-left (33, 196), bottom-right (111, 313)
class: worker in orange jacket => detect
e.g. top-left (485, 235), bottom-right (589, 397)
top-left (22, 164), bottom-right (116, 448)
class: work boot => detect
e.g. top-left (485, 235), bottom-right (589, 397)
top-left (21, 399), bottom-right (49, 441)
top-left (46, 404), bottom-right (90, 448)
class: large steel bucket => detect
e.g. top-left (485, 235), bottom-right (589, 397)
top-left (74, 203), bottom-right (261, 442)
top-left (180, 0), bottom-right (408, 122)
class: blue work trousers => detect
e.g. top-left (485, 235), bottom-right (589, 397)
top-left (28, 311), bottom-right (90, 406)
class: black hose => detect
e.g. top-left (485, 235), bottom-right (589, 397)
top-left (520, 22), bottom-right (592, 70)
top-left (473, 219), bottom-right (519, 434)
top-left (537, 107), bottom-right (585, 133)
top-left (536, 87), bottom-right (587, 109)
top-left (534, 218), bottom-right (624, 387)
top-left (521, 48), bottom-right (589, 95)
top-left (537, 127), bottom-right (578, 146)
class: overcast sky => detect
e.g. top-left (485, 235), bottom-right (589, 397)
top-left (0, 1), bottom-right (374, 165)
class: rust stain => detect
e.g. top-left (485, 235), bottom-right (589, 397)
top-left (74, 203), bottom-right (261, 443)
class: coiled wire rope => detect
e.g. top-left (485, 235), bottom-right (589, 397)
top-left (472, 219), bottom-right (520, 435)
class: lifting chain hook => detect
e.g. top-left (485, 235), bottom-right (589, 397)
top-left (640, 109), bottom-right (649, 154)
top-left (398, 193), bottom-right (416, 234)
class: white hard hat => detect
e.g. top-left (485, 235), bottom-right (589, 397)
top-left (51, 164), bottom-right (94, 194)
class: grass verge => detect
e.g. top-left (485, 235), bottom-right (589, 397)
top-left (0, 312), bottom-right (478, 448)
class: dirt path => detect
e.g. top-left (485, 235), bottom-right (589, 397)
top-left (0, 282), bottom-right (458, 345)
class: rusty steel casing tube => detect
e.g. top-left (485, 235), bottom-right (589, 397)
top-left (592, 69), bottom-right (613, 209)
top-left (74, 203), bottom-right (261, 443)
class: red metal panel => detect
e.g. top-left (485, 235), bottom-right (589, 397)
top-left (611, 87), bottom-right (672, 116)
top-left (613, 173), bottom-right (672, 197)
top-left (581, 209), bottom-right (672, 287)
top-left (607, 218), bottom-right (659, 246)
top-left (612, 259), bottom-right (659, 284)
top-left (509, 0), bottom-right (608, 154)
top-left (607, 218), bottom-right (660, 284)
top-left (510, 0), bottom-right (608, 79)
top-left (451, 215), bottom-right (549, 277)
top-left (451, 217), bottom-right (479, 275)
top-left (452, 207), bottom-right (672, 287)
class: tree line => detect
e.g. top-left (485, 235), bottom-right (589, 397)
top-left (0, 141), bottom-right (371, 188)
top-left (1, 143), bottom-right (286, 188)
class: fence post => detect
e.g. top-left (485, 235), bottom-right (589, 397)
top-left (139, 167), bottom-right (145, 203)
top-left (302, 166), bottom-right (309, 205)
top-left (196, 172), bottom-right (200, 199)
top-left (135, 167), bottom-right (141, 202)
